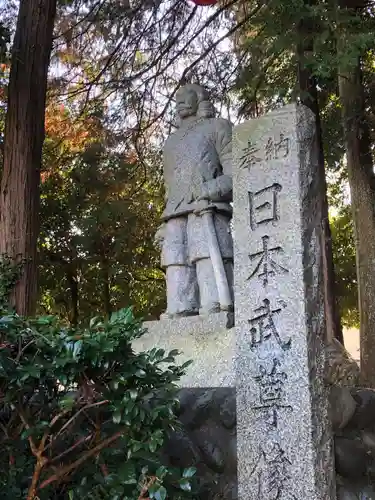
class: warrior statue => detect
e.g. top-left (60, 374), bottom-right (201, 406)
top-left (155, 83), bottom-right (234, 318)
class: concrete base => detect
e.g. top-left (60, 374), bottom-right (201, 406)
top-left (133, 312), bottom-right (235, 387)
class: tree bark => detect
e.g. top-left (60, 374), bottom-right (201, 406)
top-left (297, 6), bottom-right (344, 344)
top-left (0, 0), bottom-right (57, 316)
top-left (337, 0), bottom-right (375, 386)
top-left (338, 57), bottom-right (375, 385)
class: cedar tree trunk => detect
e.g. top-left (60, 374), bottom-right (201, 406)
top-left (0, 0), bottom-right (57, 315)
top-left (337, 0), bottom-right (375, 386)
top-left (297, 5), bottom-right (343, 344)
top-left (338, 57), bottom-right (375, 386)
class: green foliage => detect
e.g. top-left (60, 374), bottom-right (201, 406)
top-left (1, 0), bottom-right (367, 332)
top-left (39, 122), bottom-right (166, 325)
top-left (0, 22), bottom-right (10, 63)
top-left (0, 255), bottom-right (24, 309)
top-left (331, 205), bottom-right (359, 328)
top-left (0, 267), bottom-right (196, 499)
top-left (233, 0), bottom-right (375, 331)
top-left (328, 167), bottom-right (358, 327)
top-left (234, 0), bottom-right (375, 118)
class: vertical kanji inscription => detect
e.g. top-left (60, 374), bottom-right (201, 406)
top-left (249, 184), bottom-right (282, 230)
top-left (252, 358), bottom-right (292, 428)
top-left (247, 235), bottom-right (289, 286)
top-left (251, 441), bottom-right (297, 499)
top-left (265, 133), bottom-right (291, 161)
top-left (248, 298), bottom-right (291, 351)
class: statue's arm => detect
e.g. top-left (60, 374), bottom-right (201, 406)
top-left (162, 147), bottom-right (170, 201)
top-left (201, 119), bottom-right (233, 202)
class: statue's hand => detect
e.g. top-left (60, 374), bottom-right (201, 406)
top-left (154, 224), bottom-right (165, 249)
top-left (192, 182), bottom-right (210, 201)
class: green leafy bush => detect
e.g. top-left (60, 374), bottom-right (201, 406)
top-left (0, 261), bottom-right (196, 499)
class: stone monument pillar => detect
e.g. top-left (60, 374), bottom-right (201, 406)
top-left (232, 104), bottom-right (336, 499)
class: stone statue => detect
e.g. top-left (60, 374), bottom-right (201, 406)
top-left (155, 83), bottom-right (234, 318)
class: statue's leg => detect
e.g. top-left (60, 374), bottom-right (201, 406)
top-left (161, 217), bottom-right (199, 318)
top-left (195, 258), bottom-right (221, 314)
top-left (188, 212), bottom-right (234, 315)
top-left (165, 265), bottom-right (199, 318)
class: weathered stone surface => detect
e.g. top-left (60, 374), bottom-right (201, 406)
top-left (349, 389), bottom-right (375, 430)
top-left (155, 83), bottom-right (234, 318)
top-left (333, 387), bottom-right (375, 498)
top-left (160, 383), bottom-right (375, 499)
top-left (162, 388), bottom-right (237, 500)
top-left (135, 312), bottom-right (235, 387)
top-left (326, 338), bottom-right (362, 387)
top-left (335, 436), bottom-right (369, 479)
top-left (361, 430), bottom-right (375, 455)
top-left (232, 104), bottom-right (336, 499)
top-left (330, 386), bottom-right (357, 431)
top-left (337, 478), bottom-right (375, 500)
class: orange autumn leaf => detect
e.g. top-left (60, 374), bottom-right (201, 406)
top-left (45, 102), bottom-right (102, 153)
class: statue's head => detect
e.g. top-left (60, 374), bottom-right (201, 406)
top-left (175, 83), bottom-right (215, 123)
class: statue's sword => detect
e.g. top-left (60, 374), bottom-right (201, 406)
top-left (195, 198), bottom-right (233, 311)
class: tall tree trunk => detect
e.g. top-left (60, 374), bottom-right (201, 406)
top-left (297, 5), bottom-right (344, 344)
top-left (338, 57), bottom-right (375, 385)
top-left (337, 0), bottom-right (375, 386)
top-left (0, 0), bottom-right (57, 316)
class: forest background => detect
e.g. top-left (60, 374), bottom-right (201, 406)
top-left (0, 0), bottom-right (373, 376)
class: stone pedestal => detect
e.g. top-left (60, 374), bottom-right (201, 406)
top-left (134, 312), bottom-right (235, 387)
top-left (232, 104), bottom-right (336, 499)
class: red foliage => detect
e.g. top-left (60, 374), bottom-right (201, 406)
top-left (44, 102), bottom-right (100, 153)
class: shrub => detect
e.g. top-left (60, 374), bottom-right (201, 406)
top-left (0, 262), bottom-right (196, 499)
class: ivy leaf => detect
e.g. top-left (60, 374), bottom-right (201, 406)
top-left (182, 466), bottom-right (197, 478)
top-left (168, 349), bottom-right (180, 357)
top-left (112, 409), bottom-right (122, 424)
top-left (179, 478), bottom-right (192, 491)
top-left (118, 462), bottom-right (137, 484)
top-left (129, 388), bottom-right (138, 400)
top-left (149, 484), bottom-right (167, 500)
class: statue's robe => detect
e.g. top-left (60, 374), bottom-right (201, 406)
top-left (161, 116), bottom-right (233, 268)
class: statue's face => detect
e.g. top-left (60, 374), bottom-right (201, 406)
top-left (175, 87), bottom-right (198, 119)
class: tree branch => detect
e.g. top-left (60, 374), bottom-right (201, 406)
top-left (52, 399), bottom-right (109, 441)
top-left (48, 432), bottom-right (94, 465)
top-left (38, 429), bottom-right (125, 490)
